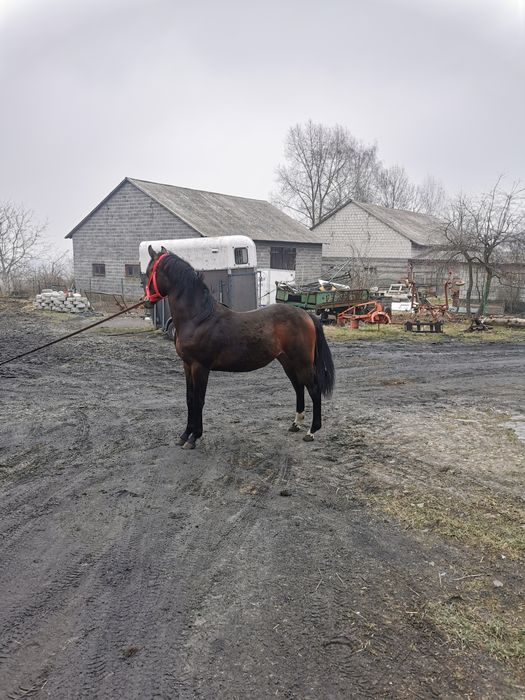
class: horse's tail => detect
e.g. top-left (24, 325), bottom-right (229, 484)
top-left (313, 316), bottom-right (335, 397)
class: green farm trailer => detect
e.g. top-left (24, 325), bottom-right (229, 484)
top-left (275, 283), bottom-right (371, 320)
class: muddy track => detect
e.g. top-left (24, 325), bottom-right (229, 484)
top-left (1, 303), bottom-right (524, 698)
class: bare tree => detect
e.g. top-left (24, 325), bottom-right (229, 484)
top-left (471, 179), bottom-right (525, 313)
top-left (441, 180), bottom-right (525, 315)
top-left (0, 203), bottom-right (45, 295)
top-left (374, 164), bottom-right (417, 210)
top-left (31, 252), bottom-right (73, 293)
top-left (440, 193), bottom-right (477, 315)
top-left (499, 236), bottom-right (525, 312)
top-left (413, 176), bottom-right (448, 217)
top-left (8, 252), bottom-right (73, 298)
top-left (274, 120), bottom-right (380, 227)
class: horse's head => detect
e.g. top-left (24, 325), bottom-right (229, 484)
top-left (144, 245), bottom-right (169, 302)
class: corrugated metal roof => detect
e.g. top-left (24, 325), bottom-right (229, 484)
top-left (129, 178), bottom-right (321, 244)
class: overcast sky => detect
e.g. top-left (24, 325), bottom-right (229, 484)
top-left (1, 0), bottom-right (524, 255)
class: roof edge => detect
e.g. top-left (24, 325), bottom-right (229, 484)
top-left (65, 177), bottom-right (129, 239)
top-left (311, 197), bottom-right (354, 230)
top-left (128, 177), bottom-right (269, 204)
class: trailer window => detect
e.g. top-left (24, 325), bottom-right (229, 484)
top-left (125, 264), bottom-right (141, 278)
top-left (234, 247), bottom-right (249, 265)
top-left (270, 246), bottom-right (296, 270)
top-left (92, 263), bottom-right (106, 277)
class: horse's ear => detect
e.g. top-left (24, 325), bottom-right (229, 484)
top-left (160, 246), bottom-right (167, 254)
top-left (148, 245), bottom-right (157, 259)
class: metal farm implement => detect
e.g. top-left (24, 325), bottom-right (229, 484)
top-left (337, 300), bottom-right (391, 329)
top-left (404, 274), bottom-right (464, 334)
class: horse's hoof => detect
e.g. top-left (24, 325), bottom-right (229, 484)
top-left (303, 433), bottom-right (314, 442)
top-left (288, 423), bottom-right (300, 432)
top-left (182, 441), bottom-right (195, 450)
top-left (177, 437), bottom-right (186, 446)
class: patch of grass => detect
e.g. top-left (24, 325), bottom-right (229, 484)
top-left (426, 597), bottom-right (525, 661)
top-left (323, 321), bottom-right (525, 343)
top-left (454, 325), bottom-right (525, 343)
top-left (369, 488), bottom-right (525, 559)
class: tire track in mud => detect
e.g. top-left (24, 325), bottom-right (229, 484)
top-left (144, 442), bottom-right (290, 698)
top-left (25, 438), bottom-right (274, 699)
top-left (0, 543), bottom-right (111, 695)
top-left (0, 420), bottom-right (172, 699)
top-left (0, 454), bottom-right (168, 700)
top-left (51, 451), bottom-right (173, 700)
top-left (0, 409), bottom-right (106, 686)
top-left (0, 403), bottom-right (163, 553)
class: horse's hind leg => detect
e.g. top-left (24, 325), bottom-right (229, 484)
top-left (277, 355), bottom-right (305, 432)
top-left (289, 380), bottom-right (306, 432)
top-left (303, 377), bottom-right (322, 442)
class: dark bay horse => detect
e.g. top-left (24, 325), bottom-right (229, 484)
top-left (145, 246), bottom-right (335, 449)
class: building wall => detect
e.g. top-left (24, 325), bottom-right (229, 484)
top-left (255, 241), bottom-right (322, 284)
top-left (316, 202), bottom-right (412, 259)
top-left (71, 181), bottom-right (199, 297)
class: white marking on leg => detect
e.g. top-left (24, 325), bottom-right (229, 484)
top-left (303, 428), bottom-right (314, 442)
top-left (295, 412), bottom-right (305, 425)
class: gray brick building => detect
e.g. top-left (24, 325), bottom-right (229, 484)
top-left (314, 199), bottom-right (444, 284)
top-left (314, 199), bottom-right (524, 310)
top-left (66, 178), bottom-right (322, 298)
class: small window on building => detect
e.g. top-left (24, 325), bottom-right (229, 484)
top-left (234, 247), bottom-right (248, 265)
top-left (270, 246), bottom-right (296, 271)
top-left (92, 263), bottom-right (106, 277)
top-left (125, 264), bottom-right (141, 278)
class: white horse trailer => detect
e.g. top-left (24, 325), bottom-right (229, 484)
top-left (139, 235), bottom-right (258, 338)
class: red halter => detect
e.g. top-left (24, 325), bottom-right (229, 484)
top-left (145, 253), bottom-right (169, 303)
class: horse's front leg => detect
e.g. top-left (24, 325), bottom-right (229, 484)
top-left (178, 362), bottom-right (194, 446)
top-left (182, 363), bottom-right (210, 450)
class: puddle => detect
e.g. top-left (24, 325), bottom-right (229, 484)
top-left (505, 414), bottom-right (525, 444)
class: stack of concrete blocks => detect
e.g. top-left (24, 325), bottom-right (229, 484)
top-left (34, 290), bottom-right (91, 314)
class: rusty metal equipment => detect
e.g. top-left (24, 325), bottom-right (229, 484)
top-left (337, 301), bottom-right (391, 329)
top-left (408, 273), bottom-right (465, 321)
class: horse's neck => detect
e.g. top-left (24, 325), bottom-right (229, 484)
top-left (168, 289), bottom-right (213, 329)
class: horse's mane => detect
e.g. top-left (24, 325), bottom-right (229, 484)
top-left (161, 253), bottom-right (214, 319)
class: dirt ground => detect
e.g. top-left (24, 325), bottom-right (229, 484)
top-left (1, 300), bottom-right (524, 699)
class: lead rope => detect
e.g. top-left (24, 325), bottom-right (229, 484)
top-left (0, 298), bottom-right (146, 368)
